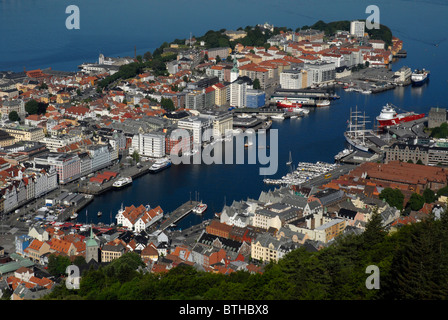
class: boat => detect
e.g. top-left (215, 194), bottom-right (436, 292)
top-left (271, 113), bottom-right (285, 120)
top-left (411, 69), bottom-right (430, 86)
top-left (290, 115), bottom-right (298, 119)
top-left (376, 103), bottom-right (425, 128)
top-left (316, 99), bottom-right (330, 107)
top-left (113, 176), bottom-right (133, 188)
top-left (70, 212), bottom-right (78, 220)
top-left (97, 211), bottom-right (102, 217)
top-left (334, 148), bottom-right (354, 161)
top-left (276, 98), bottom-right (303, 109)
top-left (344, 106), bottom-right (373, 152)
top-left (149, 158), bottom-right (172, 173)
top-left (286, 151), bottom-right (292, 166)
top-left (193, 202), bottom-right (207, 214)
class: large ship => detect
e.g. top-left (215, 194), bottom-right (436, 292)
top-left (411, 69), bottom-right (430, 86)
top-left (149, 158), bottom-right (172, 173)
top-left (276, 98), bottom-right (303, 109)
top-left (376, 103), bottom-right (425, 128)
top-left (113, 176), bottom-right (132, 188)
top-left (344, 107), bottom-right (373, 152)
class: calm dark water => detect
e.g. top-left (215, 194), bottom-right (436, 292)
top-left (1, 0), bottom-right (446, 229)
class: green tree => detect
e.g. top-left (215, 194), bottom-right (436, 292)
top-left (423, 188), bottom-right (436, 204)
top-left (253, 78), bottom-right (261, 90)
top-left (47, 254), bottom-right (71, 277)
top-left (161, 97), bottom-right (175, 111)
top-left (8, 111), bottom-right (20, 122)
top-left (379, 187), bottom-right (404, 210)
top-left (406, 193), bottom-right (425, 211)
top-left (25, 99), bottom-right (39, 115)
top-left (131, 150), bottom-right (140, 163)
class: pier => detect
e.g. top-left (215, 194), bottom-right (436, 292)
top-left (156, 200), bottom-right (200, 232)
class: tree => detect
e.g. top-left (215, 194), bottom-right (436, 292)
top-left (47, 254), bottom-right (71, 277)
top-left (161, 97), bottom-right (175, 111)
top-left (143, 51), bottom-right (153, 61)
top-left (423, 188), bottom-right (437, 204)
top-left (25, 99), bottom-right (39, 115)
top-left (379, 187), bottom-right (404, 210)
top-left (8, 111), bottom-right (20, 122)
top-left (131, 150), bottom-right (140, 163)
top-left (406, 193), bottom-right (425, 211)
top-left (215, 55), bottom-right (221, 63)
top-left (253, 78), bottom-right (261, 90)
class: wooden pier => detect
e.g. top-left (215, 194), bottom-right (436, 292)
top-left (157, 201), bottom-right (200, 231)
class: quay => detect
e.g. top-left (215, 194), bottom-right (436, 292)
top-left (155, 200), bottom-right (200, 232)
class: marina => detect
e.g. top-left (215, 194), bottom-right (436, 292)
top-left (263, 161), bottom-right (340, 186)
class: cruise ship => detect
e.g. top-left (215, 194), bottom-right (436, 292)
top-left (411, 69), bottom-right (430, 86)
top-left (113, 177), bottom-right (132, 188)
top-left (376, 103), bottom-right (425, 128)
top-left (149, 158), bottom-right (172, 173)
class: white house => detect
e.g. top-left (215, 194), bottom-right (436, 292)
top-left (116, 204), bottom-right (164, 233)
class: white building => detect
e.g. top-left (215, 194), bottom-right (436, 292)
top-left (279, 69), bottom-right (310, 89)
top-left (116, 204), bottom-right (164, 233)
top-left (230, 77), bottom-right (253, 108)
top-left (350, 20), bottom-right (365, 38)
top-left (304, 62), bottom-right (336, 85)
top-left (177, 116), bottom-right (213, 145)
top-left (87, 145), bottom-right (111, 172)
top-left (131, 132), bottom-right (166, 158)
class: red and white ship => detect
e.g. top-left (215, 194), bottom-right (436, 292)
top-left (276, 98), bottom-right (302, 109)
top-left (376, 103), bottom-right (425, 128)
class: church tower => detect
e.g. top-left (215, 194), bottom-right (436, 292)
top-left (230, 58), bottom-right (239, 83)
top-left (85, 227), bottom-right (99, 263)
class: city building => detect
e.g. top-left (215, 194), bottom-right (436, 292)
top-left (131, 132), bottom-right (166, 158)
top-left (350, 20), bottom-right (366, 38)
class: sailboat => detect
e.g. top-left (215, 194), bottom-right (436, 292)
top-left (286, 151), bottom-right (292, 166)
top-left (344, 106), bottom-right (373, 152)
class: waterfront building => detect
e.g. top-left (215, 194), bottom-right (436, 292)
top-left (245, 89), bottom-right (266, 108)
top-left (428, 107), bottom-right (447, 128)
top-left (304, 62), bottom-right (336, 85)
top-left (279, 69), bottom-right (310, 89)
top-left (131, 132), bottom-right (166, 158)
top-left (177, 116), bottom-right (213, 145)
top-left (115, 204), bottom-right (164, 233)
top-left (350, 20), bottom-right (365, 38)
top-left (199, 110), bottom-right (233, 137)
top-left (86, 144), bottom-right (111, 172)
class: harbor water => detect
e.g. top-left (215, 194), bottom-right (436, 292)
top-left (1, 0), bottom-right (447, 229)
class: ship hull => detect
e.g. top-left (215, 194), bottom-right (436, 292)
top-left (411, 73), bottom-right (429, 86)
top-left (377, 113), bottom-right (425, 127)
top-left (344, 133), bottom-right (370, 152)
top-left (149, 162), bottom-right (172, 173)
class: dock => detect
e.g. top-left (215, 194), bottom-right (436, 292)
top-left (156, 201), bottom-right (200, 231)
